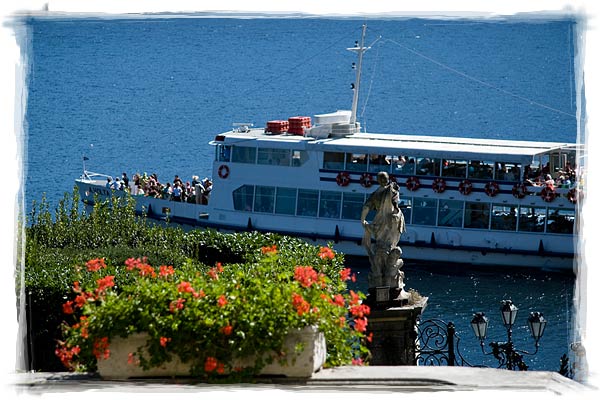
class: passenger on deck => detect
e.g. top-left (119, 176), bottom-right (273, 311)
top-left (122, 173), bottom-right (129, 191)
top-left (545, 174), bottom-right (555, 189)
top-left (174, 175), bottom-right (183, 187)
top-left (172, 182), bottom-right (182, 202)
top-left (162, 182), bottom-right (172, 200)
top-left (201, 178), bottom-right (212, 205)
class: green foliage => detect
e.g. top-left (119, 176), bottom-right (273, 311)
top-left (25, 190), bottom-right (370, 375)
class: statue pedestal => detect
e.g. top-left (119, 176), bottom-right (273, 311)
top-left (366, 297), bottom-right (428, 365)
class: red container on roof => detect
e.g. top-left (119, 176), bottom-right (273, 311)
top-left (288, 116), bottom-right (311, 135)
top-left (266, 120), bottom-right (289, 133)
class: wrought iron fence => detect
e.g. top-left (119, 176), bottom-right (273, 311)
top-left (415, 318), bottom-right (473, 367)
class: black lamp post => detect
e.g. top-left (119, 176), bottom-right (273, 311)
top-left (470, 300), bottom-right (547, 370)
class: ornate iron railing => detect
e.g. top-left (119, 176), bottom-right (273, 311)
top-left (415, 318), bottom-right (473, 367)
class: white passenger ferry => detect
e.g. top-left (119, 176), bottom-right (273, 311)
top-left (75, 26), bottom-right (581, 271)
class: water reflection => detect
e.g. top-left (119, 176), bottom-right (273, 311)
top-left (345, 256), bottom-right (576, 371)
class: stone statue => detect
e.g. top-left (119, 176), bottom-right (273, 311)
top-left (360, 171), bottom-right (409, 302)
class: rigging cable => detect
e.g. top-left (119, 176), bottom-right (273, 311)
top-left (381, 37), bottom-right (576, 119)
top-left (359, 37), bottom-right (383, 132)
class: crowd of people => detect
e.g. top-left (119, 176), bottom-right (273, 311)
top-left (105, 172), bottom-right (213, 205)
top-left (523, 161), bottom-right (579, 190)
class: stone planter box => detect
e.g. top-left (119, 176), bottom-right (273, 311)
top-left (97, 326), bottom-right (326, 379)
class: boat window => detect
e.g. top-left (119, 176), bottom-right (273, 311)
top-left (392, 155), bottom-right (415, 175)
top-left (399, 198), bottom-right (412, 224)
top-left (491, 204), bottom-right (517, 231)
top-left (368, 154), bottom-right (391, 173)
top-left (297, 189), bottom-right (318, 217)
top-left (495, 162), bottom-right (521, 181)
top-left (216, 145), bottom-right (231, 162)
top-left (258, 148), bottom-right (291, 166)
top-left (232, 185), bottom-right (254, 212)
top-left (412, 198), bottom-right (437, 226)
top-left (319, 191), bottom-right (341, 219)
top-left (468, 160), bottom-right (494, 180)
top-left (546, 208), bottom-right (574, 234)
top-left (254, 186), bottom-right (275, 213)
top-left (342, 193), bottom-right (365, 220)
top-left (438, 200), bottom-right (464, 228)
top-left (524, 160), bottom-right (543, 181)
top-left (323, 152), bottom-right (345, 170)
top-left (464, 202), bottom-right (491, 229)
top-left (292, 150), bottom-right (309, 167)
top-left (416, 157), bottom-right (441, 176)
top-left (346, 153), bottom-right (368, 172)
top-left (231, 146), bottom-right (257, 164)
top-left (275, 187), bottom-right (297, 215)
top-left (517, 206), bottom-right (545, 232)
top-left (442, 160), bottom-right (467, 178)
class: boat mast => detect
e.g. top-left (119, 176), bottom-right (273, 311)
top-left (348, 24), bottom-right (369, 127)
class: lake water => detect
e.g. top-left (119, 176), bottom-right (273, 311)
top-left (17, 15), bottom-right (579, 372)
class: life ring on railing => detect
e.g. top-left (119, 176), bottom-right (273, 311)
top-left (484, 181), bottom-right (500, 197)
top-left (405, 176), bottom-right (421, 191)
top-left (360, 173), bottom-right (374, 188)
top-left (218, 164), bottom-right (230, 179)
top-left (540, 184), bottom-right (556, 202)
top-left (512, 182), bottom-right (528, 199)
top-left (432, 178), bottom-right (446, 193)
top-left (567, 188), bottom-right (581, 204)
top-left (336, 172), bottom-right (351, 187)
top-left (458, 179), bottom-right (473, 195)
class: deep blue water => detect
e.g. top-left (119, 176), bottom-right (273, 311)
top-left (19, 16), bottom-right (579, 372)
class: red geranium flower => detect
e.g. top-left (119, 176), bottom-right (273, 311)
top-left (221, 325), bottom-right (233, 336)
top-left (204, 356), bottom-right (218, 372)
top-left (291, 292), bottom-right (310, 316)
top-left (340, 268), bottom-right (352, 281)
top-left (318, 246), bottom-right (335, 260)
top-left (86, 258), bottom-right (106, 272)
top-left (95, 275), bottom-right (115, 295)
top-left (294, 266), bottom-right (319, 288)
top-left (261, 245), bottom-right (277, 256)
top-left (217, 295), bottom-right (228, 308)
top-left (62, 300), bottom-right (74, 315)
top-left (159, 265), bottom-right (174, 277)
top-left (159, 337), bottom-right (171, 347)
top-left (354, 317), bottom-right (368, 333)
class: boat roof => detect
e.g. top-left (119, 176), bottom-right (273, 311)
top-left (314, 132), bottom-right (579, 162)
top-left (214, 128), bottom-right (579, 163)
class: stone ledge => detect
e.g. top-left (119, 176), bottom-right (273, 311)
top-left (9, 366), bottom-right (588, 395)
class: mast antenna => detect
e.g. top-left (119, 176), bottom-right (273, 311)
top-left (348, 25), bottom-right (370, 127)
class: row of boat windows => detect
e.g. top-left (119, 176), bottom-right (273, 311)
top-left (232, 185), bottom-right (574, 234)
top-left (324, 152), bottom-right (525, 181)
top-left (216, 144), bottom-right (532, 182)
top-left (217, 145), bottom-right (309, 167)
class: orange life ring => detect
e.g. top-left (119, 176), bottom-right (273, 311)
top-left (458, 179), bottom-right (473, 195)
top-left (218, 164), bottom-right (230, 179)
top-left (484, 181), bottom-right (500, 197)
top-left (336, 172), bottom-right (351, 187)
top-left (405, 176), bottom-right (421, 192)
top-left (540, 184), bottom-right (556, 202)
top-left (432, 177), bottom-right (446, 193)
top-left (567, 188), bottom-right (581, 204)
top-left (360, 173), bottom-right (374, 188)
top-left (512, 182), bottom-right (528, 199)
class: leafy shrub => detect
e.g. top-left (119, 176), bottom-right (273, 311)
top-left (24, 190), bottom-right (370, 373)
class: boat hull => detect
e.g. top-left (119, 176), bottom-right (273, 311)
top-left (76, 179), bottom-right (576, 272)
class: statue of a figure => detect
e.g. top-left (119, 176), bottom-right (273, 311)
top-left (360, 171), bottom-right (409, 301)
